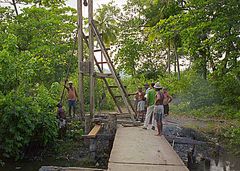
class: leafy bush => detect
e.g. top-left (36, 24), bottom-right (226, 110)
top-left (0, 84), bottom-right (58, 159)
top-left (223, 127), bottom-right (240, 155)
top-left (211, 71), bottom-right (240, 107)
top-left (182, 76), bottom-right (220, 109)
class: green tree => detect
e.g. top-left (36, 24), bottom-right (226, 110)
top-left (94, 1), bottom-right (120, 46)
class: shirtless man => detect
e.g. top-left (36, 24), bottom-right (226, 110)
top-left (64, 81), bottom-right (78, 117)
top-left (153, 83), bottom-right (164, 136)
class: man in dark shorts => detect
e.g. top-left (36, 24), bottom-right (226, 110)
top-left (163, 87), bottom-right (173, 116)
top-left (64, 81), bottom-right (78, 117)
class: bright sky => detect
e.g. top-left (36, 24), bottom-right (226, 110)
top-left (65, 0), bottom-right (127, 70)
top-left (66, 0), bottom-right (127, 12)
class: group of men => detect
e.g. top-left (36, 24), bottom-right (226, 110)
top-left (56, 80), bottom-right (172, 137)
top-left (135, 82), bottom-right (172, 136)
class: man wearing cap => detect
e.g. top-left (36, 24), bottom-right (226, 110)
top-left (143, 83), bottom-right (156, 130)
top-left (154, 82), bottom-right (164, 136)
top-left (64, 81), bottom-right (78, 118)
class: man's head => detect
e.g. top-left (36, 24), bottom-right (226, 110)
top-left (144, 83), bottom-right (149, 90)
top-left (163, 87), bottom-right (168, 93)
top-left (68, 81), bottom-right (73, 87)
top-left (57, 102), bottom-right (62, 108)
top-left (138, 87), bottom-right (142, 92)
top-left (154, 82), bottom-right (162, 91)
top-left (150, 83), bottom-right (155, 88)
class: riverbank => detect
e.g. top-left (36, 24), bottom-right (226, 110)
top-left (164, 114), bottom-right (240, 170)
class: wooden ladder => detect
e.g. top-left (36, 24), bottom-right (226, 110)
top-left (82, 21), bottom-right (136, 121)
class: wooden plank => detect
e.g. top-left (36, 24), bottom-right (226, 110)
top-left (86, 124), bottom-right (101, 138)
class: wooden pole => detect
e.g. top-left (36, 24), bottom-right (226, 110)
top-left (77, 0), bottom-right (84, 120)
top-left (89, 0), bottom-right (94, 118)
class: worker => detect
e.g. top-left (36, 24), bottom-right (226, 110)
top-left (153, 82), bottom-right (164, 136)
top-left (143, 83), bottom-right (156, 130)
top-left (56, 103), bottom-right (66, 139)
top-left (163, 87), bottom-right (173, 116)
top-left (64, 80), bottom-right (78, 118)
top-left (135, 87), bottom-right (145, 122)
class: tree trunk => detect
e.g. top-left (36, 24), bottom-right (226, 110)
top-left (174, 56), bottom-right (177, 74)
top-left (12, 0), bottom-right (18, 16)
top-left (167, 40), bottom-right (171, 74)
top-left (198, 49), bottom-right (207, 79)
top-left (174, 41), bottom-right (180, 80)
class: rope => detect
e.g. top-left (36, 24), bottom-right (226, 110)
top-left (59, 28), bottom-right (79, 104)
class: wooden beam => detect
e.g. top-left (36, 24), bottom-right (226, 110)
top-left (88, 0), bottom-right (94, 117)
top-left (94, 47), bottom-right (110, 52)
top-left (96, 61), bottom-right (108, 65)
top-left (109, 85), bottom-right (127, 88)
top-left (83, 124), bottom-right (102, 138)
top-left (77, 0), bottom-right (84, 120)
top-left (95, 73), bottom-right (114, 78)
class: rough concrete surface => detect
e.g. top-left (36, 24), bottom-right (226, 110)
top-left (108, 126), bottom-right (189, 171)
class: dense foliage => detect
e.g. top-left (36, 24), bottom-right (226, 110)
top-left (0, 5), bottom-right (77, 159)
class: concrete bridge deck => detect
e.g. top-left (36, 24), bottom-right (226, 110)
top-left (108, 126), bottom-right (189, 171)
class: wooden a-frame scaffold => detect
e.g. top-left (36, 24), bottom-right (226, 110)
top-left (77, 0), bottom-right (136, 123)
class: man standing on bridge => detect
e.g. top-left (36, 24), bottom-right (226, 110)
top-left (154, 82), bottom-right (164, 136)
top-left (143, 83), bottom-right (156, 130)
top-left (135, 87), bottom-right (145, 122)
